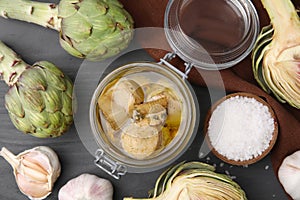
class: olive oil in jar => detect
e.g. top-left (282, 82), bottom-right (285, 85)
top-left (179, 0), bottom-right (245, 54)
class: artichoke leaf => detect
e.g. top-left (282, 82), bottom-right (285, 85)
top-left (9, 113), bottom-right (35, 134)
top-left (59, 34), bottom-right (85, 58)
top-left (33, 126), bottom-right (60, 138)
top-left (103, 0), bottom-right (123, 8)
top-left (64, 115), bottom-right (74, 125)
top-left (86, 31), bottom-right (132, 60)
top-left (18, 86), bottom-right (45, 112)
top-left (151, 161), bottom-right (185, 197)
top-left (58, 0), bottom-right (79, 18)
top-left (108, 5), bottom-right (133, 24)
top-left (252, 25), bottom-right (274, 93)
top-left (34, 61), bottom-right (64, 77)
top-left (18, 68), bottom-right (47, 91)
top-left (61, 92), bottom-right (73, 115)
top-left (90, 47), bottom-right (119, 60)
top-left (261, 63), bottom-right (287, 103)
top-left (59, 120), bottom-right (72, 134)
top-left (255, 46), bottom-right (272, 93)
top-left (44, 70), bottom-right (67, 91)
top-left (78, 0), bottom-right (108, 18)
top-left (85, 45), bottom-right (108, 60)
top-left (41, 86), bottom-right (62, 113)
top-left (5, 85), bottom-right (24, 118)
top-left (48, 112), bottom-right (63, 129)
top-left (101, 31), bottom-right (131, 47)
top-left (27, 110), bottom-right (50, 129)
top-left (88, 18), bottom-right (117, 38)
top-left (65, 76), bottom-right (73, 99)
top-left (72, 36), bottom-right (103, 57)
top-left (152, 162), bottom-right (216, 197)
top-left (61, 13), bottom-right (91, 42)
top-left (264, 60), bottom-right (300, 107)
top-left (252, 25), bottom-right (274, 68)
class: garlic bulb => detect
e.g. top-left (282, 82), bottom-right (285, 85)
top-left (278, 150), bottom-right (300, 200)
top-left (58, 173), bottom-right (113, 200)
top-left (0, 146), bottom-right (61, 200)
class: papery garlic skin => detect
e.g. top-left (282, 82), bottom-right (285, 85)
top-left (0, 146), bottom-right (61, 200)
top-left (278, 150), bottom-right (300, 200)
top-left (59, 173), bottom-right (113, 200)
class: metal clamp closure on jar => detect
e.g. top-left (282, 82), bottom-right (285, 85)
top-left (158, 52), bottom-right (193, 80)
top-left (94, 149), bottom-right (127, 179)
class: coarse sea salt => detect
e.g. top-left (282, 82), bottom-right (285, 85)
top-left (208, 96), bottom-right (274, 162)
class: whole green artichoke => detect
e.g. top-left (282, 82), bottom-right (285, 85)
top-left (0, 41), bottom-right (73, 138)
top-left (0, 0), bottom-right (134, 61)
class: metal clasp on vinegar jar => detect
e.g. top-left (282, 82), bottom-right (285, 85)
top-left (94, 149), bottom-right (127, 179)
top-left (158, 52), bottom-right (193, 80)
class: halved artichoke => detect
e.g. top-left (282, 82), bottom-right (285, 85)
top-left (252, 0), bottom-right (300, 108)
top-left (123, 161), bottom-right (247, 200)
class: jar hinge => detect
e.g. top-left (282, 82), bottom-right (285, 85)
top-left (159, 52), bottom-right (193, 79)
top-left (94, 149), bottom-right (127, 179)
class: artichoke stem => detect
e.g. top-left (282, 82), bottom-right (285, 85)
top-left (0, 0), bottom-right (60, 31)
top-left (0, 41), bottom-right (29, 86)
top-left (0, 147), bottom-right (19, 169)
top-left (261, 0), bottom-right (300, 31)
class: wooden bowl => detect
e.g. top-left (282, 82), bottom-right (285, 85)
top-left (204, 92), bottom-right (278, 166)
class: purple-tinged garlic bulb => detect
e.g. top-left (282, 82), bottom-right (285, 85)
top-left (278, 150), bottom-right (300, 200)
top-left (58, 173), bottom-right (113, 200)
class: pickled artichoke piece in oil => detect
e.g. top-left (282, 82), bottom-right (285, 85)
top-left (121, 123), bottom-right (162, 160)
top-left (98, 79), bottom-right (144, 130)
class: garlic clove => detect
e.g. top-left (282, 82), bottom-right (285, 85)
top-left (278, 150), bottom-right (300, 200)
top-left (21, 156), bottom-right (48, 175)
top-left (23, 151), bottom-right (52, 173)
top-left (58, 173), bottom-right (113, 200)
top-left (0, 146), bottom-right (61, 200)
top-left (19, 163), bottom-right (48, 182)
top-left (17, 173), bottom-right (50, 198)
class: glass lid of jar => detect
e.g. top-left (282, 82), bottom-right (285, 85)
top-left (164, 0), bottom-right (260, 70)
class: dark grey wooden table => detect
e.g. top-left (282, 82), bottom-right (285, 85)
top-left (0, 1), bottom-right (288, 199)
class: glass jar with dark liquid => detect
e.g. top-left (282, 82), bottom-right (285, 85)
top-left (164, 0), bottom-right (260, 69)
